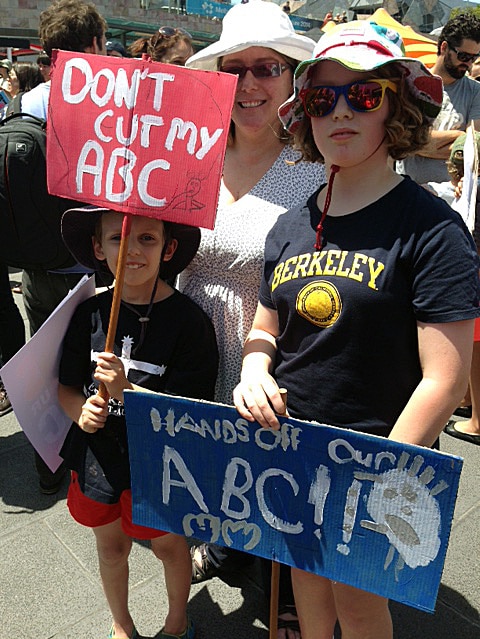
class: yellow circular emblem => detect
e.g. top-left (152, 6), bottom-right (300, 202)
top-left (296, 281), bottom-right (342, 328)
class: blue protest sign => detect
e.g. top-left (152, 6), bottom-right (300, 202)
top-left (124, 391), bottom-right (462, 612)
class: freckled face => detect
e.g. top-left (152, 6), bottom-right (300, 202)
top-left (222, 46), bottom-right (293, 136)
top-left (309, 61), bottom-right (390, 170)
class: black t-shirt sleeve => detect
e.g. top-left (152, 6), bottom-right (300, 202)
top-left (162, 299), bottom-right (219, 401)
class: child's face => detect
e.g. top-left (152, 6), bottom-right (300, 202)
top-left (93, 213), bottom-right (177, 298)
top-left (308, 61), bottom-right (390, 170)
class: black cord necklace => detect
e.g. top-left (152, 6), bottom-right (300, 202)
top-left (104, 272), bottom-right (160, 357)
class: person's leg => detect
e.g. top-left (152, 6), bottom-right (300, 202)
top-left (22, 269), bottom-right (83, 336)
top-left (93, 519), bottom-right (135, 639)
top-left (35, 452), bottom-right (67, 494)
top-left (22, 269), bottom-right (83, 490)
top-left (0, 262), bottom-right (26, 416)
top-left (0, 262), bottom-right (25, 362)
top-left (452, 339), bottom-right (480, 435)
top-left (445, 333), bottom-right (480, 443)
top-left (151, 533), bottom-right (192, 635)
top-left (291, 568), bottom-right (337, 639)
top-left (293, 567), bottom-right (393, 639)
top-left (332, 581), bottom-right (392, 639)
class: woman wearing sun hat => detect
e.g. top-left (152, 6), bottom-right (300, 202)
top-left (233, 20), bottom-right (480, 638)
top-left (180, 1), bottom-right (323, 407)
top-left (178, 1), bottom-right (323, 635)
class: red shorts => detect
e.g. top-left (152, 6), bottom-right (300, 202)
top-left (67, 472), bottom-right (167, 540)
top-left (474, 317), bottom-right (480, 342)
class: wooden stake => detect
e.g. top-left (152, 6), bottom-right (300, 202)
top-left (270, 388), bottom-right (288, 639)
top-left (98, 213), bottom-right (132, 400)
top-left (270, 561), bottom-right (280, 639)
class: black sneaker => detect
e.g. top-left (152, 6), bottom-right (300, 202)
top-left (0, 379), bottom-right (12, 417)
top-left (35, 452), bottom-right (67, 495)
top-left (453, 405), bottom-right (472, 419)
top-left (39, 467), bottom-right (67, 495)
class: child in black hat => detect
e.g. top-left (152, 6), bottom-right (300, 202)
top-left (58, 206), bottom-right (218, 639)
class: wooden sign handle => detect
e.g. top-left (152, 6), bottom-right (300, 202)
top-left (98, 213), bottom-right (132, 400)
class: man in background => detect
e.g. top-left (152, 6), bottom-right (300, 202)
top-left (106, 39), bottom-right (129, 57)
top-left (398, 13), bottom-right (480, 183)
top-left (20, 0), bottom-right (107, 494)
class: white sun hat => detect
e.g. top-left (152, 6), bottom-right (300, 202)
top-left (185, 0), bottom-right (316, 71)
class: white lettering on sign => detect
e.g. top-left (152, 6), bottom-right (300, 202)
top-left (308, 465), bottom-right (331, 540)
top-left (62, 58), bottom-right (174, 110)
top-left (221, 457), bottom-right (253, 519)
top-left (154, 420), bottom-right (449, 575)
top-left (328, 438), bottom-right (397, 471)
top-left (162, 445), bottom-right (208, 512)
top-left (256, 468), bottom-right (303, 534)
top-left (106, 148), bottom-right (136, 202)
top-left (60, 57), bottom-right (225, 208)
top-left (149, 407), bottom-right (301, 451)
top-left (76, 140), bottom-right (104, 195)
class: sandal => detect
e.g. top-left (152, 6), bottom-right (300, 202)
top-left (108, 625), bottom-right (140, 639)
top-left (277, 604), bottom-right (301, 636)
top-left (158, 617), bottom-right (195, 639)
top-left (190, 543), bottom-right (218, 584)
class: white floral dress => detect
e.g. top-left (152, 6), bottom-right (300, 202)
top-left (178, 146), bottom-right (325, 404)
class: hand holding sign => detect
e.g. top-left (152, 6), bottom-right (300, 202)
top-left (124, 391), bottom-right (463, 613)
top-left (46, 52), bottom-right (236, 398)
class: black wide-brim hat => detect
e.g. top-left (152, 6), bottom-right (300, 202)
top-left (61, 206), bottom-right (201, 280)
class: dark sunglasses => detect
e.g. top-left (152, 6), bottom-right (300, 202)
top-left (448, 43), bottom-right (480, 63)
top-left (157, 26), bottom-right (192, 39)
top-left (300, 79), bottom-right (398, 118)
top-left (219, 62), bottom-right (290, 80)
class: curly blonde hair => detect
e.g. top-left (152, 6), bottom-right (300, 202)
top-left (293, 62), bottom-right (432, 163)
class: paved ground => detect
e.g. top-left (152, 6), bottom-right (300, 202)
top-left (1, 269), bottom-right (479, 639)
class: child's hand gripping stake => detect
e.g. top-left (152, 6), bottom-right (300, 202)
top-left (97, 213), bottom-right (132, 400)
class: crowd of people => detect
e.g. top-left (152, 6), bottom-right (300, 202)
top-left (1, 1), bottom-right (480, 639)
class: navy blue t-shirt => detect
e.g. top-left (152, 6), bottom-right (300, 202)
top-left (259, 176), bottom-right (480, 433)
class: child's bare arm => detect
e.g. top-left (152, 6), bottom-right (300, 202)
top-left (58, 383), bottom-right (108, 434)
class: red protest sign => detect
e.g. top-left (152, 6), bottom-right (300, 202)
top-left (47, 51), bottom-right (237, 229)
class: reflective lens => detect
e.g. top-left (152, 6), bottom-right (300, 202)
top-left (220, 62), bottom-right (290, 79)
top-left (300, 80), bottom-right (398, 118)
top-left (449, 43), bottom-right (480, 63)
top-left (157, 26), bottom-right (192, 39)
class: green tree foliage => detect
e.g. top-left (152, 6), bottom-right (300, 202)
top-left (450, 6), bottom-right (480, 20)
